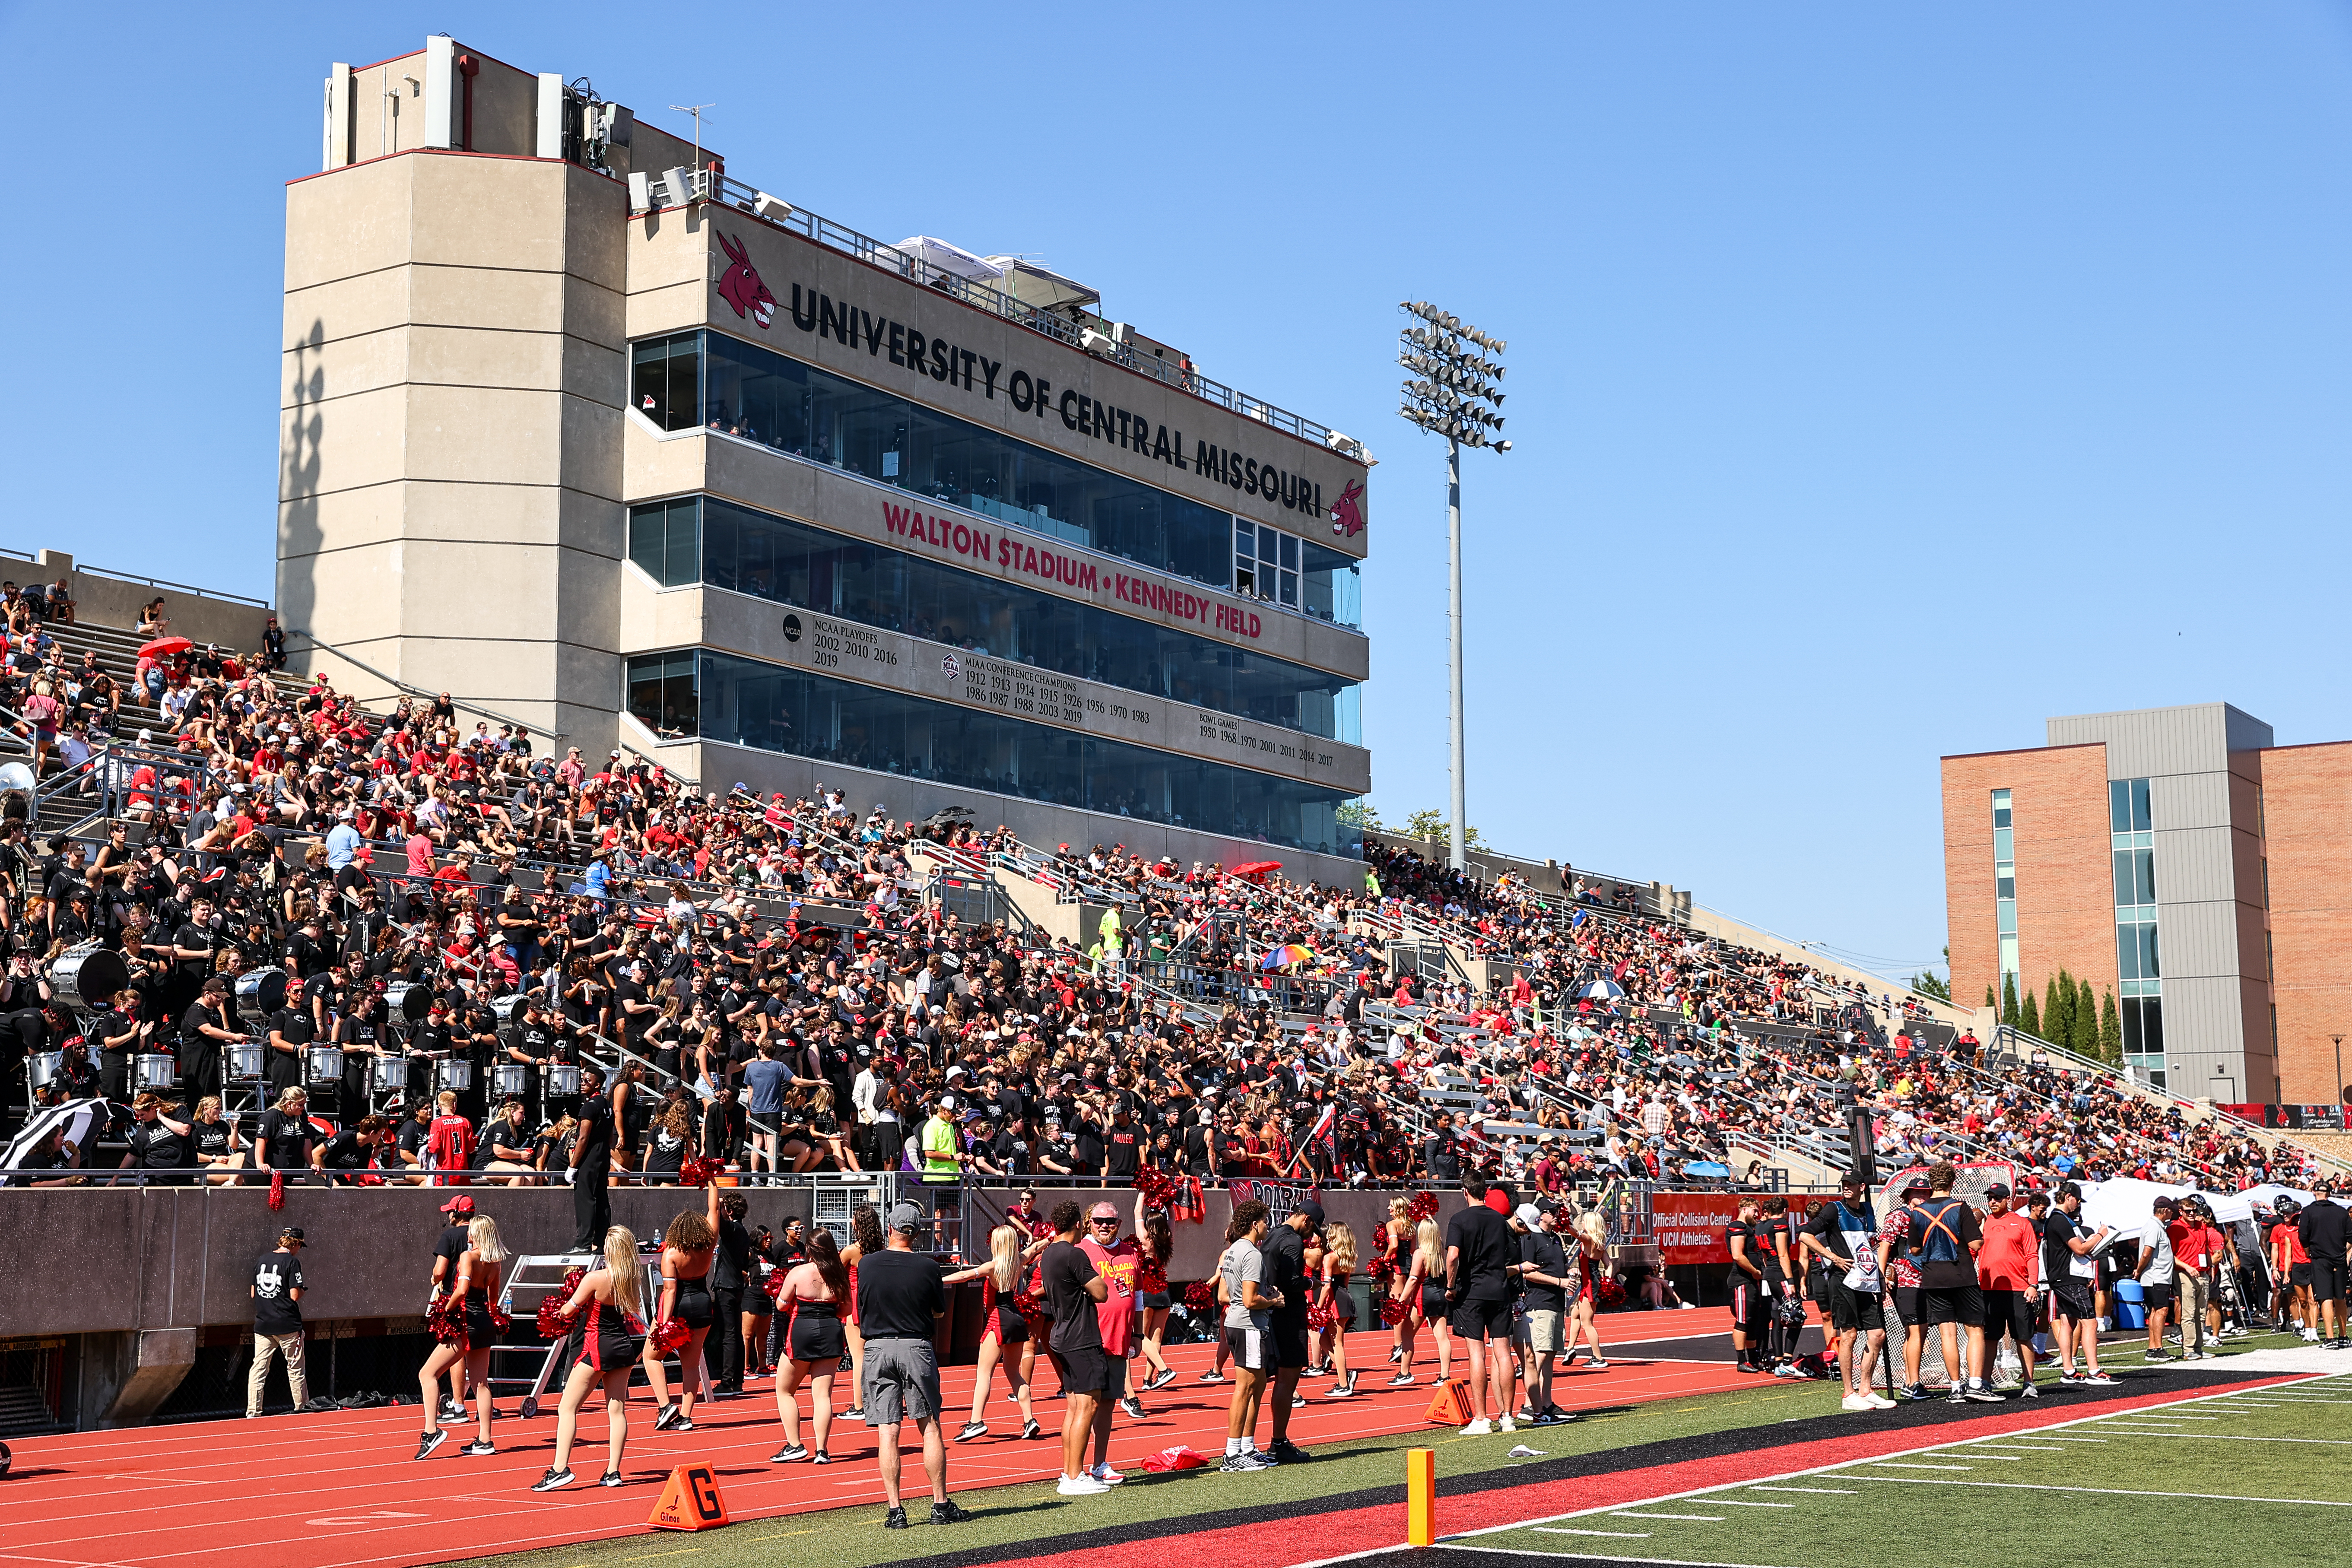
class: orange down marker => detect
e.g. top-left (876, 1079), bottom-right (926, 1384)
top-left (648, 1464), bottom-right (730, 1531)
top-left (1407, 1448), bottom-right (1436, 1547)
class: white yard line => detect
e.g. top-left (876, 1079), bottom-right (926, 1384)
top-left (1830, 1476), bottom-right (2352, 1507)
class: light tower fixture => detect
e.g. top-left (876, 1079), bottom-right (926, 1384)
top-left (1397, 300), bottom-right (1511, 871)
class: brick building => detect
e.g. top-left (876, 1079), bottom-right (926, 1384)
top-left (1943, 702), bottom-right (2352, 1114)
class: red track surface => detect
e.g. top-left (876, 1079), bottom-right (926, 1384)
top-left (970, 1372), bottom-right (2313, 1568)
top-left (0, 1327), bottom-right (1751, 1568)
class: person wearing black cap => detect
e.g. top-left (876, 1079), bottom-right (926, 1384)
top-left (1873, 1175), bottom-right (1933, 1397)
top-left (857, 1201), bottom-right (963, 1529)
top-left (248, 1226), bottom-right (308, 1417)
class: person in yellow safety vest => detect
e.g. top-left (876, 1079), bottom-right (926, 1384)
top-left (920, 1095), bottom-right (963, 1186)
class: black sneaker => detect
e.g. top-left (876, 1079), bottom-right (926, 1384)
top-left (812, 1450), bottom-right (832, 1465)
top-left (2144, 1349), bottom-right (2176, 1363)
top-left (1269, 1440), bottom-right (1310, 1465)
top-left (415, 1429), bottom-right (447, 1461)
top-left (955, 1421), bottom-right (987, 1443)
top-left (930, 1500), bottom-right (971, 1525)
top-left (843, 1406), bottom-right (866, 1420)
top-left (1119, 1397), bottom-right (1146, 1419)
top-left (530, 1467), bottom-right (574, 1492)
top-left (461, 1440), bottom-right (496, 1457)
top-left (884, 1507), bottom-right (911, 1530)
top-left (1145, 1368), bottom-right (1178, 1391)
top-left (1022, 1419), bottom-right (1044, 1440)
top-left (670, 1417), bottom-right (697, 1434)
top-left (598, 1471), bottom-right (624, 1488)
top-left (838, 1354), bottom-right (854, 1373)
top-left (1962, 1385), bottom-right (2005, 1403)
top-left (653, 1405), bottom-right (681, 1432)
top-left (771, 1444), bottom-right (808, 1463)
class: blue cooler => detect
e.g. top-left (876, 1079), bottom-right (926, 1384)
top-left (2112, 1277), bottom-right (2146, 1330)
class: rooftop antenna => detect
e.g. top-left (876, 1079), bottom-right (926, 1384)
top-left (670, 102), bottom-right (715, 171)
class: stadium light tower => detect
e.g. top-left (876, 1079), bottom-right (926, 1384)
top-left (1397, 302), bottom-right (1511, 872)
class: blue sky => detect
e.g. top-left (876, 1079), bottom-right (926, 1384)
top-left (11, 4), bottom-right (2352, 983)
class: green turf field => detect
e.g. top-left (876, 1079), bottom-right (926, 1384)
top-left (1461, 1369), bottom-right (2352, 1568)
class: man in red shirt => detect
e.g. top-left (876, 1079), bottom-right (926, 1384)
top-left (1974, 1184), bottom-right (2042, 1395)
top-left (2270, 1203), bottom-right (2314, 1340)
top-left (1077, 1199), bottom-right (1143, 1484)
top-left (2167, 1198), bottom-right (2228, 1360)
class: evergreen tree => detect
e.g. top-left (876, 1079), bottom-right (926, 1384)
top-left (2020, 990), bottom-right (2041, 1039)
top-left (1985, 984), bottom-right (1997, 1010)
top-left (2045, 971), bottom-right (2072, 1048)
top-left (2100, 990), bottom-right (2123, 1063)
top-left (2071, 976), bottom-right (2100, 1059)
top-left (2002, 974), bottom-right (2020, 1030)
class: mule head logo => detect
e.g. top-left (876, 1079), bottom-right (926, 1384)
top-left (1330, 479), bottom-right (1367, 539)
top-left (715, 232), bottom-right (775, 328)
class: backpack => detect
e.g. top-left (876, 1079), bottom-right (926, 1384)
top-left (1910, 1197), bottom-right (1968, 1267)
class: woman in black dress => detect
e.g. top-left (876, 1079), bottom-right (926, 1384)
top-left (645, 1200), bottom-right (717, 1432)
top-left (416, 1215), bottom-right (507, 1459)
top-left (535, 1225), bottom-right (645, 1492)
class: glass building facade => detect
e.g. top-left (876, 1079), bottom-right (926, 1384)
top-left (630, 330), bottom-right (1362, 627)
top-left (2110, 777), bottom-right (2163, 1086)
top-left (625, 649), bottom-right (1359, 858)
top-left (629, 495), bottom-right (1361, 744)
top-left (1991, 788), bottom-right (2018, 991)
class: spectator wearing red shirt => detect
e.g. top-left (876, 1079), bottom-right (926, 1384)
top-left (2166, 1199), bottom-right (2228, 1359)
top-left (1974, 1184), bottom-right (2042, 1393)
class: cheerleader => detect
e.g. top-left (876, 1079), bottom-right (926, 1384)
top-left (534, 1226), bottom-right (645, 1492)
top-left (415, 1216), bottom-right (507, 1459)
top-left (1319, 1222), bottom-right (1361, 1397)
top-left (946, 1224), bottom-right (1041, 1442)
top-left (768, 1227), bottom-right (850, 1462)
top-left (1398, 1219), bottom-right (1450, 1386)
top-left (1381, 1197), bottom-right (1415, 1366)
top-left (1566, 1211), bottom-right (1611, 1369)
top-left (1134, 1206), bottom-right (1178, 1392)
top-left (838, 1203), bottom-right (884, 1420)
top-left (645, 1199), bottom-right (718, 1432)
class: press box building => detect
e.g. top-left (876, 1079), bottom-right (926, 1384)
top-left (280, 36), bottom-right (1375, 878)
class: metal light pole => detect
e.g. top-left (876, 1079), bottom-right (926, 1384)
top-left (1398, 302), bottom-right (1510, 872)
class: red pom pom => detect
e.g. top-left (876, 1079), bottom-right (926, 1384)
top-left (1379, 1297), bottom-right (1410, 1327)
top-left (1406, 1191), bottom-right (1439, 1224)
top-left (1136, 1254), bottom-right (1168, 1295)
top-left (267, 1169), bottom-right (285, 1212)
top-left (1366, 1252), bottom-right (1395, 1287)
top-left (1597, 1277), bottom-right (1626, 1308)
top-left (1305, 1301), bottom-right (1334, 1330)
top-left (681, 1156), bottom-right (723, 1189)
top-left (425, 1293), bottom-right (469, 1347)
top-left (1182, 1280), bottom-right (1216, 1311)
top-left (489, 1306), bottom-right (512, 1334)
top-left (1133, 1167), bottom-right (1178, 1209)
top-left (648, 1317), bottom-right (690, 1355)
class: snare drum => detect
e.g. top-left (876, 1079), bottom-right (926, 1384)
top-left (544, 1063), bottom-right (581, 1098)
top-left (304, 1045), bottom-right (345, 1084)
top-left (235, 968), bottom-right (288, 1016)
top-left (135, 1054), bottom-right (179, 1091)
top-left (226, 1042), bottom-right (267, 1081)
top-left (54, 943), bottom-right (131, 1012)
top-left (385, 981), bottom-right (432, 1023)
top-left (492, 994), bottom-right (527, 1025)
top-left (368, 1056), bottom-right (410, 1096)
top-left (26, 1051), bottom-right (63, 1092)
top-left (436, 1056), bottom-right (474, 1094)
top-left (492, 1062), bottom-right (530, 1100)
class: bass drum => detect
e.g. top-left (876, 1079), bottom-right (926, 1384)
top-left (436, 1056), bottom-right (474, 1094)
top-left (54, 944), bottom-right (130, 1012)
top-left (492, 994), bottom-right (527, 1024)
top-left (235, 968), bottom-right (288, 1017)
top-left (384, 981), bottom-right (434, 1024)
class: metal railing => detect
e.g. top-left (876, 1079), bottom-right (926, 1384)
top-left (699, 175), bottom-right (1367, 462)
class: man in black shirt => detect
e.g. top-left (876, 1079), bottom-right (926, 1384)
top-left (569, 1064), bottom-right (612, 1251)
top-left (1800, 1172), bottom-right (1893, 1409)
top-left (1727, 1196), bottom-right (1766, 1373)
top-left (1103, 1103), bottom-right (1142, 1184)
top-left (1445, 1178), bottom-right (1519, 1433)
top-left (707, 1187), bottom-right (755, 1394)
top-left (857, 1203), bottom-right (962, 1529)
top-left (248, 1226), bottom-right (308, 1417)
top-left (1511, 1204), bottom-right (1574, 1420)
top-left (2299, 1182), bottom-right (2350, 1347)
top-left (1038, 1200), bottom-right (1112, 1494)
top-left (1260, 1199), bottom-right (1319, 1464)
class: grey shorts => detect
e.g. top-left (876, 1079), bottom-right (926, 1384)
top-left (1516, 1308), bottom-right (1565, 1354)
top-left (860, 1336), bottom-right (941, 1426)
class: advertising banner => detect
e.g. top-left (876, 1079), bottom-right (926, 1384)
top-left (1652, 1192), bottom-right (1746, 1265)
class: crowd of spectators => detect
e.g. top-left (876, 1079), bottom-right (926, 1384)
top-left (0, 595), bottom-right (2337, 1210)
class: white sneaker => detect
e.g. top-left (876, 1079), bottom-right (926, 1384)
top-left (1841, 1393), bottom-right (1875, 1412)
top-left (1866, 1394), bottom-right (1898, 1410)
top-left (1499, 1415), bottom-right (1517, 1432)
top-left (1056, 1474), bottom-right (1111, 1495)
top-left (1459, 1418), bottom-right (1494, 1436)
top-left (1089, 1463), bottom-right (1126, 1485)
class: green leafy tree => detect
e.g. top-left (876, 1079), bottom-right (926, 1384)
top-left (2099, 990), bottom-right (2123, 1063)
top-left (1912, 970), bottom-right (1952, 1002)
top-left (1401, 809), bottom-right (1485, 851)
top-left (1336, 800), bottom-right (1383, 832)
top-left (2002, 974), bottom-right (2021, 1030)
top-left (2070, 976), bottom-right (2100, 1060)
top-left (2020, 990), bottom-right (2041, 1040)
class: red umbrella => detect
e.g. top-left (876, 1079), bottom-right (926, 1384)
top-left (138, 636), bottom-right (193, 659)
top-left (1230, 860), bottom-right (1284, 881)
